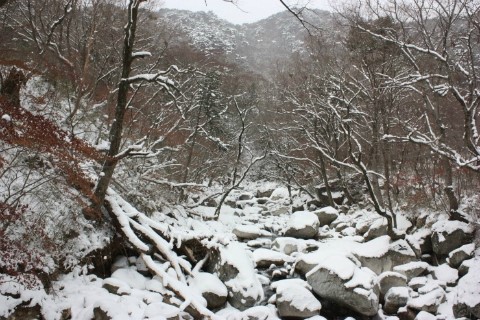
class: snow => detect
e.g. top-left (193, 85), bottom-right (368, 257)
top-left (234, 224), bottom-right (272, 237)
top-left (317, 206), bottom-right (339, 215)
top-left (431, 220), bottom-right (474, 235)
top-left (344, 267), bottom-right (377, 290)
top-left (189, 272), bottom-right (228, 297)
top-left (308, 254), bottom-right (357, 280)
top-left (275, 279), bottom-right (322, 312)
top-left (431, 264), bottom-right (458, 286)
top-left (415, 311), bottom-right (437, 320)
top-left (285, 211), bottom-right (319, 230)
top-left (454, 258), bottom-right (480, 308)
top-left (1, 114), bottom-right (11, 121)
top-left (252, 248), bottom-right (295, 265)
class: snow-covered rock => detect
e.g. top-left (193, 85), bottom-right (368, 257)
top-left (378, 271), bottom-right (408, 296)
top-left (283, 211), bottom-right (319, 239)
top-left (190, 272), bottom-right (228, 309)
top-left (270, 187), bottom-right (290, 201)
top-left (233, 225), bottom-right (272, 240)
top-left (393, 261), bottom-right (430, 281)
top-left (384, 287), bottom-right (410, 314)
top-left (306, 255), bottom-right (380, 316)
top-left (431, 220), bottom-right (474, 256)
top-left (209, 243), bottom-right (264, 310)
top-left (272, 237), bottom-right (305, 255)
top-left (313, 206), bottom-right (339, 226)
top-left (408, 285), bottom-right (446, 314)
top-left (252, 248), bottom-right (294, 268)
top-left (364, 217), bottom-right (389, 240)
top-left (452, 258), bottom-right (480, 318)
top-left (447, 243), bottom-right (475, 269)
top-left (272, 279), bottom-right (322, 318)
top-left (353, 237), bottom-right (417, 275)
top-left (431, 264), bottom-right (458, 286)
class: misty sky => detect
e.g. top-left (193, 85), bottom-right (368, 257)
top-left (161, 0), bottom-right (333, 24)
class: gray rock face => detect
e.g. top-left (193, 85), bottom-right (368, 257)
top-left (306, 255), bottom-right (379, 316)
top-left (378, 272), bottom-right (408, 297)
top-left (384, 287), bottom-right (410, 314)
top-left (364, 218), bottom-right (389, 241)
top-left (313, 206), bottom-right (339, 226)
top-left (431, 220), bottom-right (474, 256)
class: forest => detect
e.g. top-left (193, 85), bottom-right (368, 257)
top-left (0, 0), bottom-right (479, 319)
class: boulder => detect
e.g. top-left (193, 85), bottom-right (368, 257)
top-left (269, 206), bottom-right (290, 216)
top-left (283, 211), bottom-right (319, 239)
top-left (208, 243), bottom-right (264, 310)
top-left (273, 279), bottom-right (322, 318)
top-left (364, 218), bottom-right (389, 241)
top-left (238, 192), bottom-right (254, 201)
top-left (453, 258), bottom-right (480, 318)
top-left (408, 230), bottom-right (433, 255)
top-left (353, 237), bottom-right (417, 275)
top-left (313, 206), bottom-right (339, 226)
top-left (233, 225), bottom-right (272, 240)
top-left (408, 285), bottom-right (446, 314)
top-left (458, 258), bottom-right (474, 277)
top-left (431, 220), bottom-right (474, 256)
top-left (384, 287), bottom-right (410, 314)
top-left (270, 187), bottom-right (290, 201)
top-left (252, 248), bottom-right (294, 268)
top-left (431, 263), bottom-right (458, 286)
top-left (272, 237), bottom-right (305, 255)
top-left (447, 243), bottom-right (475, 269)
top-left (393, 261), bottom-right (430, 281)
top-left (378, 271), bottom-right (408, 297)
top-left (189, 272), bottom-right (228, 309)
top-left (414, 311), bottom-right (437, 320)
top-left (306, 255), bottom-right (379, 316)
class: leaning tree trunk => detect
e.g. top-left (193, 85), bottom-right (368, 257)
top-left (92, 0), bottom-right (140, 215)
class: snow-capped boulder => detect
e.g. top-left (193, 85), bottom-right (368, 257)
top-left (313, 206), bottom-right (339, 226)
top-left (233, 225), bottom-right (272, 240)
top-left (270, 187), bottom-right (290, 201)
top-left (378, 271), bottom-right (407, 296)
top-left (408, 284), bottom-right (446, 314)
top-left (353, 236), bottom-right (417, 274)
top-left (393, 261), bottom-right (430, 281)
top-left (252, 248), bottom-right (294, 268)
top-left (415, 311), bottom-right (437, 320)
top-left (453, 258), bottom-right (480, 318)
top-left (238, 192), bottom-right (254, 201)
top-left (364, 218), bottom-right (389, 241)
top-left (353, 237), bottom-right (417, 275)
top-left (447, 243), bottom-right (475, 269)
top-left (273, 279), bottom-right (322, 318)
top-left (269, 206), bottom-right (290, 216)
top-left (306, 255), bottom-right (379, 316)
top-left (431, 220), bottom-right (474, 256)
top-left (271, 237), bottom-right (304, 255)
top-left (283, 211), bottom-right (319, 239)
top-left (431, 264), bottom-right (458, 286)
top-left (408, 229), bottom-right (433, 255)
top-left (209, 243), bottom-right (264, 310)
top-left (384, 287), bottom-right (410, 314)
top-left (189, 272), bottom-right (228, 309)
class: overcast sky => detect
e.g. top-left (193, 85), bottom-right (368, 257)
top-left (161, 0), bottom-right (333, 24)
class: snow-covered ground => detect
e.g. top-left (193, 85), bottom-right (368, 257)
top-left (1, 181), bottom-right (478, 319)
